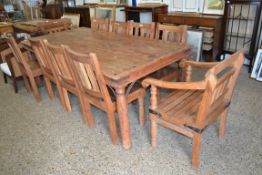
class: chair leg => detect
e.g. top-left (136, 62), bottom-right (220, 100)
top-left (62, 88), bottom-right (72, 112)
top-left (151, 120), bottom-right (157, 147)
top-left (13, 78), bottom-right (18, 93)
top-left (44, 77), bottom-right (55, 100)
top-left (138, 96), bottom-right (145, 127)
top-left (219, 108), bottom-right (229, 139)
top-left (29, 76), bottom-right (41, 102)
top-left (22, 74), bottom-right (31, 92)
top-left (3, 73), bottom-right (8, 83)
top-left (107, 109), bottom-right (118, 144)
top-left (192, 133), bottom-right (202, 168)
top-left (79, 96), bottom-right (94, 127)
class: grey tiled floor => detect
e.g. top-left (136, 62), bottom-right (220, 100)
top-left (0, 67), bottom-right (261, 175)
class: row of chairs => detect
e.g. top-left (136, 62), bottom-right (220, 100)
top-left (91, 18), bottom-right (187, 44)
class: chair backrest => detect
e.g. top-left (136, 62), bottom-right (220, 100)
top-left (61, 13), bottom-right (80, 28)
top-left (156, 23), bottom-right (187, 44)
top-left (29, 39), bottom-right (52, 74)
top-left (110, 20), bottom-right (130, 35)
top-left (196, 52), bottom-right (244, 128)
top-left (5, 36), bottom-right (29, 70)
top-left (91, 18), bottom-right (109, 32)
top-left (129, 21), bottom-right (155, 39)
top-left (44, 40), bottom-right (74, 85)
top-left (39, 18), bottom-right (72, 34)
top-left (62, 45), bottom-right (112, 104)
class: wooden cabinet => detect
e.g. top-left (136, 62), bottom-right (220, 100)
top-left (158, 13), bottom-right (223, 61)
top-left (64, 6), bottom-right (91, 27)
top-left (125, 5), bottom-right (168, 22)
top-left (221, 0), bottom-right (262, 72)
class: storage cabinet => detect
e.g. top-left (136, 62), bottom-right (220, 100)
top-left (221, 0), bottom-right (262, 71)
top-left (158, 13), bottom-right (223, 61)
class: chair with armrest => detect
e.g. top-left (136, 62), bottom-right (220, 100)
top-left (142, 51), bottom-right (244, 168)
top-left (63, 45), bottom-right (146, 144)
top-left (5, 36), bottom-right (43, 102)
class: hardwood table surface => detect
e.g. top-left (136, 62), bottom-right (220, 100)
top-left (24, 27), bottom-right (191, 149)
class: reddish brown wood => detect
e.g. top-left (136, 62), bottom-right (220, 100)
top-left (6, 36), bottom-right (43, 102)
top-left (128, 21), bottom-right (155, 39)
top-left (63, 46), bottom-right (145, 145)
top-left (142, 51), bottom-right (244, 167)
top-left (24, 28), bottom-right (191, 149)
top-left (91, 18), bottom-right (109, 32)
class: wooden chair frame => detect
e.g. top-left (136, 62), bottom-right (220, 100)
top-left (44, 40), bottom-right (90, 124)
top-left (6, 36), bottom-right (43, 102)
top-left (109, 20), bottom-right (131, 35)
top-left (142, 52), bottom-right (244, 168)
top-left (30, 39), bottom-right (68, 110)
top-left (128, 21), bottom-right (155, 39)
top-left (63, 45), bottom-right (146, 144)
top-left (91, 18), bottom-right (110, 32)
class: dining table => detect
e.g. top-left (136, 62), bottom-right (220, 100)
top-left (23, 27), bottom-right (191, 149)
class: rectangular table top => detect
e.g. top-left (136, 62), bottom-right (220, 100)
top-left (27, 28), bottom-right (190, 86)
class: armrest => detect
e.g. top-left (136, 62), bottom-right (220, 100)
top-left (142, 78), bottom-right (206, 90)
top-left (180, 60), bottom-right (219, 69)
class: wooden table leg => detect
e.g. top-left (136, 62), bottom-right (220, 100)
top-left (116, 86), bottom-right (131, 149)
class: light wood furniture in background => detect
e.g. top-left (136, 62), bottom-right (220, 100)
top-left (64, 6), bottom-right (91, 27)
top-left (142, 52), bottom-right (244, 168)
top-left (63, 45), bottom-right (145, 144)
top-left (61, 13), bottom-right (80, 28)
top-left (23, 28), bottom-right (191, 149)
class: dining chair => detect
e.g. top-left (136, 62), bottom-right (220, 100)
top-left (30, 39), bottom-right (67, 107)
top-left (148, 24), bottom-right (188, 95)
top-left (5, 36), bottom-right (43, 102)
top-left (109, 20), bottom-right (130, 35)
top-left (63, 45), bottom-right (146, 144)
top-left (128, 21), bottom-right (155, 39)
top-left (91, 18), bottom-right (110, 32)
top-left (0, 47), bottom-right (22, 93)
top-left (43, 40), bottom-right (89, 124)
top-left (142, 51), bottom-right (244, 168)
top-left (156, 23), bottom-right (187, 43)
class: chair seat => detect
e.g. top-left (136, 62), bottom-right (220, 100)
top-left (151, 90), bottom-right (203, 127)
top-left (0, 63), bottom-right (12, 76)
top-left (26, 60), bottom-right (42, 75)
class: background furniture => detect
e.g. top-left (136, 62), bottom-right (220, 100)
top-left (61, 13), bottom-right (80, 27)
top-left (221, 0), bottom-right (262, 72)
top-left (125, 4), bottom-right (168, 23)
top-left (142, 51), bottom-right (244, 168)
top-left (64, 6), bottom-right (91, 27)
top-left (158, 13), bottom-right (223, 62)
